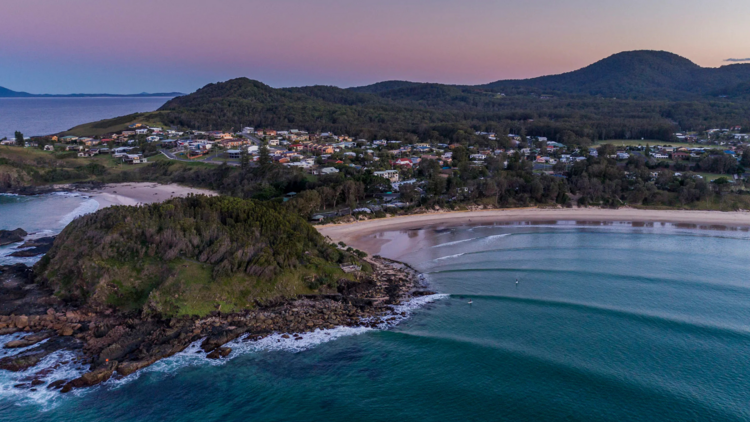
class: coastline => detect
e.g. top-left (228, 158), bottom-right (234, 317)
top-left (0, 257), bottom-right (433, 395)
top-left (79, 182), bottom-right (217, 209)
top-left (318, 207), bottom-right (750, 255)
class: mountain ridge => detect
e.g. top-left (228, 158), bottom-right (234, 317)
top-left (0, 85), bottom-right (183, 98)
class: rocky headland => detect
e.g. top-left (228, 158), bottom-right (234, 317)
top-left (0, 257), bottom-right (429, 393)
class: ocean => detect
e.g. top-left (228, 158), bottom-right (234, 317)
top-left (0, 97), bottom-right (172, 140)
top-left (2, 208), bottom-right (750, 421)
top-left (0, 193), bottom-right (99, 265)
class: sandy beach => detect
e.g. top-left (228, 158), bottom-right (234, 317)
top-left (83, 182), bottom-right (217, 209)
top-left (318, 208), bottom-right (750, 256)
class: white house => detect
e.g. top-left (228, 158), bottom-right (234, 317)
top-left (320, 167), bottom-right (339, 175)
top-left (373, 170), bottom-right (400, 183)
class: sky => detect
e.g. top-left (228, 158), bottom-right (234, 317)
top-left (2, 0), bottom-right (750, 94)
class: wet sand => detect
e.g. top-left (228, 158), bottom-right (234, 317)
top-left (318, 208), bottom-right (750, 256)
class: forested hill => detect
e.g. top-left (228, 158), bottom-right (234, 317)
top-left (34, 195), bottom-right (361, 317)
top-left (480, 51), bottom-right (750, 100)
top-left (93, 50), bottom-right (750, 142)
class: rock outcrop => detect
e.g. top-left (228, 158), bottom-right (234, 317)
top-left (0, 228), bottom-right (27, 247)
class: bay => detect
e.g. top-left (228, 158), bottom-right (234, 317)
top-left (0, 97), bottom-right (172, 140)
top-left (2, 222), bottom-right (750, 421)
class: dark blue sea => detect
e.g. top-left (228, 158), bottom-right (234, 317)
top-left (0, 97), bottom-right (172, 140)
top-left (2, 215), bottom-right (750, 421)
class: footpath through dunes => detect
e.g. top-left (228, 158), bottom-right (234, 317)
top-left (316, 208), bottom-right (750, 256)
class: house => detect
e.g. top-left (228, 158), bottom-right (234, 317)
top-left (226, 149), bottom-right (243, 159)
top-left (135, 129), bottom-right (149, 135)
top-left (672, 151), bottom-right (690, 160)
top-left (616, 152), bottom-right (630, 160)
top-left (393, 158), bottom-right (413, 167)
top-left (122, 154), bottom-right (147, 164)
top-left (66, 145), bottom-right (83, 151)
top-left (374, 170), bottom-right (400, 183)
top-left (470, 154), bottom-right (486, 161)
top-left (320, 167), bottom-right (339, 175)
top-left (44, 145), bottom-right (55, 151)
top-left (60, 136), bottom-right (78, 143)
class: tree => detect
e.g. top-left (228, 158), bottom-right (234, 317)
top-left (14, 131), bottom-right (24, 145)
top-left (239, 149), bottom-right (250, 170)
top-left (258, 144), bottom-right (271, 171)
top-left (740, 147), bottom-right (750, 168)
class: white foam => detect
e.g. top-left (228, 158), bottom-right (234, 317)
top-left (432, 238), bottom-right (478, 248)
top-left (0, 334), bottom-right (50, 359)
top-left (58, 198), bottom-right (99, 226)
top-left (484, 233), bottom-right (511, 241)
top-left (434, 253), bottom-right (466, 262)
top-left (0, 349), bottom-right (86, 410)
top-left (2, 294), bottom-right (449, 404)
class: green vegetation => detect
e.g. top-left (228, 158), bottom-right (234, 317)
top-left (593, 140), bottom-right (700, 149)
top-left (61, 113), bottom-right (167, 137)
top-left (68, 51), bottom-right (750, 145)
top-left (34, 195), bottom-right (364, 317)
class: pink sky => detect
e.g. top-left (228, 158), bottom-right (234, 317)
top-left (2, 0), bottom-right (750, 94)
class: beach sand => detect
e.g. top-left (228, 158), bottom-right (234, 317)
top-left (318, 208), bottom-right (750, 256)
top-left (85, 182), bottom-right (217, 209)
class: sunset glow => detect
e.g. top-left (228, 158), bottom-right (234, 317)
top-left (2, 0), bottom-right (750, 93)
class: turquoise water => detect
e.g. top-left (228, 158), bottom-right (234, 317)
top-left (0, 193), bottom-right (98, 264)
top-left (2, 223), bottom-right (750, 421)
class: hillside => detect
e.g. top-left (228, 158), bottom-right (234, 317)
top-left (0, 86), bottom-right (32, 97)
top-left (481, 51), bottom-right (750, 99)
top-left (76, 50), bottom-right (750, 142)
top-left (34, 195), bottom-right (361, 317)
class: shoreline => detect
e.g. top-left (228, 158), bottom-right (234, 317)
top-left (0, 257), bottom-right (433, 394)
top-left (78, 182), bottom-right (218, 209)
top-left (318, 207), bottom-right (750, 255)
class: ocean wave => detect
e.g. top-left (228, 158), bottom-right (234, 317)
top-left (92, 295), bottom-right (449, 393)
top-left (434, 253), bottom-right (466, 262)
top-left (433, 233), bottom-right (511, 249)
top-left (483, 233), bottom-right (511, 241)
top-left (58, 198), bottom-right (99, 226)
top-left (432, 238), bottom-right (479, 248)
top-left (0, 349), bottom-right (86, 410)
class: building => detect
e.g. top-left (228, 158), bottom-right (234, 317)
top-left (374, 170), bottom-right (400, 183)
top-left (122, 154), bottom-right (147, 164)
top-left (320, 167), bottom-right (340, 175)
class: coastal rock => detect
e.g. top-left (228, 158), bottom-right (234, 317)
top-left (0, 228), bottom-right (27, 247)
top-left (206, 347), bottom-right (232, 359)
top-left (9, 236), bottom-right (55, 257)
top-left (4, 331), bottom-right (52, 348)
top-left (62, 361), bottom-right (118, 393)
top-left (116, 360), bottom-right (156, 376)
top-left (47, 379), bottom-right (67, 390)
top-left (12, 315), bottom-right (29, 329)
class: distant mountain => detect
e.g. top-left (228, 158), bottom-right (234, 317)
top-left (81, 50), bottom-right (750, 142)
top-left (0, 86), bottom-right (32, 97)
top-left (349, 51), bottom-right (750, 100)
top-left (482, 51), bottom-right (750, 99)
top-left (0, 85), bottom-right (183, 98)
